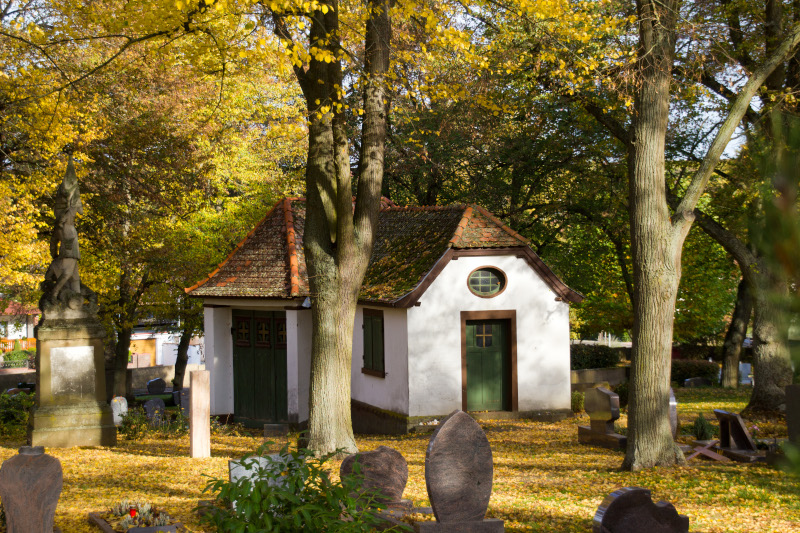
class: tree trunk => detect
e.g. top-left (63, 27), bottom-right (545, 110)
top-left (744, 274), bottom-right (793, 414)
top-left (172, 322), bottom-right (193, 391)
top-left (721, 278), bottom-right (752, 388)
top-left (113, 326), bottom-right (132, 398)
top-left (623, 0), bottom-right (685, 471)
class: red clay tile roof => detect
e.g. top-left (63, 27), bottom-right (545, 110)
top-left (186, 198), bottom-right (582, 304)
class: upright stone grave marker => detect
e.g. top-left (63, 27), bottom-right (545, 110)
top-left (578, 387), bottom-right (627, 450)
top-left (190, 370), bottom-right (210, 458)
top-left (110, 397), bottom-right (128, 427)
top-left (147, 378), bottom-right (166, 395)
top-left (592, 487), bottom-right (689, 533)
top-left (340, 446), bottom-right (410, 511)
top-left (178, 388), bottom-right (191, 418)
top-left (0, 446), bottom-right (63, 533)
top-left (28, 159), bottom-right (115, 447)
top-left (144, 398), bottom-right (166, 427)
top-left (668, 388), bottom-right (678, 440)
top-left (415, 410), bottom-right (503, 532)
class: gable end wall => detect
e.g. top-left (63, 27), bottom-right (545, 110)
top-left (406, 254), bottom-right (571, 417)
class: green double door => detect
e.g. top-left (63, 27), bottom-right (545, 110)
top-left (466, 319), bottom-right (510, 411)
top-left (232, 310), bottom-right (288, 424)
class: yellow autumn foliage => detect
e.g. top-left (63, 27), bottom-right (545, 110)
top-left (0, 388), bottom-right (795, 533)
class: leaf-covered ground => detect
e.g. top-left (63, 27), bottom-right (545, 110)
top-left (0, 387), bottom-right (797, 532)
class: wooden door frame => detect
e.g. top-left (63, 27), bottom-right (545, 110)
top-left (460, 310), bottom-right (517, 412)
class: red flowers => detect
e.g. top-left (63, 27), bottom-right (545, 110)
top-left (129, 508), bottom-right (137, 518)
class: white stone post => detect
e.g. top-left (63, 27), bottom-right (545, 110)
top-left (190, 370), bottom-right (211, 458)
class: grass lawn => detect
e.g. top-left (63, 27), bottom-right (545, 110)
top-left (0, 387), bottom-right (797, 532)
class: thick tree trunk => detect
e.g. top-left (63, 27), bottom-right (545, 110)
top-left (721, 278), bottom-right (752, 388)
top-left (113, 326), bottom-right (132, 398)
top-left (744, 277), bottom-right (793, 414)
top-left (623, 0), bottom-right (685, 471)
top-left (172, 322), bottom-right (193, 391)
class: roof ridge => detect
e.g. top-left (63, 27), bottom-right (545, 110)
top-left (185, 198), bottom-right (285, 295)
top-left (382, 204), bottom-right (467, 213)
top-left (471, 205), bottom-right (531, 246)
top-left (284, 198), bottom-right (300, 297)
top-left (448, 206), bottom-right (473, 246)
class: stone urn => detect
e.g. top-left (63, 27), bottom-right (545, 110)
top-left (0, 446), bottom-right (63, 533)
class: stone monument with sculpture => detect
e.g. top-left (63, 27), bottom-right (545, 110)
top-left (27, 159), bottom-right (116, 447)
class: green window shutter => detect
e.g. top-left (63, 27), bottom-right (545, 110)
top-left (372, 316), bottom-right (384, 373)
top-left (363, 315), bottom-right (374, 370)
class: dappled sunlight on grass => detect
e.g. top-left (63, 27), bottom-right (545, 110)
top-left (0, 388), bottom-right (795, 532)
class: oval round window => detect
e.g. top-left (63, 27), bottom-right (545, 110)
top-left (467, 267), bottom-right (506, 297)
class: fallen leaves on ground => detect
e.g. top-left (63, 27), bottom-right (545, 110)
top-left (0, 388), bottom-right (796, 532)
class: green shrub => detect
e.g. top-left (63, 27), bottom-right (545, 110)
top-left (570, 344), bottom-right (620, 370)
top-left (690, 413), bottom-right (716, 441)
top-left (613, 382), bottom-right (629, 409)
top-left (119, 407), bottom-right (188, 440)
top-left (3, 349), bottom-right (32, 362)
top-left (201, 443), bottom-right (410, 532)
top-left (0, 391), bottom-right (35, 436)
top-left (571, 391), bottom-right (585, 414)
top-left (671, 360), bottom-right (719, 385)
top-left (674, 345), bottom-right (717, 361)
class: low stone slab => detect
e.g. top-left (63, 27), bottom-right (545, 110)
top-left (414, 518), bottom-right (505, 532)
top-left (592, 487), bottom-right (689, 533)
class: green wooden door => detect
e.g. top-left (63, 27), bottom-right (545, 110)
top-left (465, 319), bottom-right (509, 411)
top-left (232, 310), bottom-right (288, 424)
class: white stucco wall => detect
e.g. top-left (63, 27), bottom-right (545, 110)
top-left (204, 307), bottom-right (233, 416)
top-left (406, 255), bottom-right (571, 417)
top-left (351, 306), bottom-right (409, 415)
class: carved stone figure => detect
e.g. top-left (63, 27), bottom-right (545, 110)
top-left (40, 159), bottom-right (97, 318)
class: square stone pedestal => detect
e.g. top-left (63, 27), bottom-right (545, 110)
top-left (414, 519), bottom-right (504, 532)
top-left (28, 320), bottom-right (116, 447)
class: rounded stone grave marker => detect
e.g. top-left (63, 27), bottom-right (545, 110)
top-left (0, 446), bottom-right (63, 533)
top-left (340, 445), bottom-right (408, 506)
top-left (425, 410), bottom-right (492, 523)
top-left (146, 378), bottom-right (167, 395)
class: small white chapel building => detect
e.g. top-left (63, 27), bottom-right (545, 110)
top-left (187, 198), bottom-right (583, 433)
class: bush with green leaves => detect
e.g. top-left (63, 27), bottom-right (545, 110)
top-left (571, 391), bottom-right (584, 413)
top-left (612, 381), bottom-right (629, 409)
top-left (119, 406), bottom-right (188, 440)
top-left (0, 391), bottom-right (34, 436)
top-left (671, 360), bottom-right (719, 385)
top-left (201, 443), bottom-right (411, 532)
top-left (690, 413), bottom-right (716, 441)
top-left (570, 344), bottom-right (620, 370)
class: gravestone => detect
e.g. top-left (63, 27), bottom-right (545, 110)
top-left (786, 385), bottom-right (800, 445)
top-left (668, 388), bottom-right (678, 440)
top-left (578, 387), bottom-right (627, 451)
top-left (739, 363), bottom-right (753, 386)
top-left (144, 398), bottom-right (166, 427)
top-left (146, 378), bottom-right (166, 395)
top-left (415, 410), bottom-right (503, 532)
top-left (340, 446), bottom-right (410, 510)
top-left (228, 453), bottom-right (292, 510)
top-left (592, 487), bottom-right (689, 533)
top-left (28, 159), bottom-right (115, 447)
top-left (0, 446), bottom-right (63, 533)
top-left (110, 397), bottom-right (128, 427)
top-left (713, 409), bottom-right (763, 462)
top-left (683, 377), bottom-right (712, 388)
top-left (189, 370), bottom-right (210, 458)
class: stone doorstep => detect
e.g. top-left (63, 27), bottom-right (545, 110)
top-left (88, 512), bottom-right (184, 532)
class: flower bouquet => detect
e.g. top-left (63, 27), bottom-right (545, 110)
top-left (88, 500), bottom-right (182, 533)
